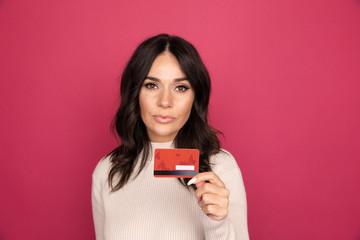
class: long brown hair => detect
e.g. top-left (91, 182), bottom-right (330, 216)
top-left (107, 34), bottom-right (221, 191)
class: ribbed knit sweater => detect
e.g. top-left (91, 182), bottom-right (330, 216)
top-left (92, 141), bottom-right (249, 240)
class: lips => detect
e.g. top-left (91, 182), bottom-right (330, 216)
top-left (153, 114), bottom-right (176, 123)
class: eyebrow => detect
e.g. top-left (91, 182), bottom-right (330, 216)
top-left (145, 76), bottom-right (189, 82)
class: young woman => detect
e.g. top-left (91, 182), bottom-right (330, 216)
top-left (92, 34), bottom-right (249, 239)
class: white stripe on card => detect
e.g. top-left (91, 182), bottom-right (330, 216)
top-left (175, 165), bottom-right (195, 171)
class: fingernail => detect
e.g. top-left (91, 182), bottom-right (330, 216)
top-left (187, 177), bottom-right (197, 185)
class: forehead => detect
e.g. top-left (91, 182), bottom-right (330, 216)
top-left (147, 52), bottom-right (186, 80)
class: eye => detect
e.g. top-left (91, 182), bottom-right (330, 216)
top-left (175, 85), bottom-right (190, 92)
top-left (144, 83), bottom-right (158, 89)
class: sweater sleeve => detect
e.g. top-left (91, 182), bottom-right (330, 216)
top-left (201, 151), bottom-right (249, 240)
top-left (91, 158), bottom-right (108, 240)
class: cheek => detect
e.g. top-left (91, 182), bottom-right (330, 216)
top-left (180, 96), bottom-right (194, 117)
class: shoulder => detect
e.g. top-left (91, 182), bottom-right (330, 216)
top-left (92, 155), bottom-right (113, 186)
top-left (210, 149), bottom-right (247, 197)
top-left (209, 149), bottom-right (241, 176)
top-left (210, 148), bottom-right (239, 168)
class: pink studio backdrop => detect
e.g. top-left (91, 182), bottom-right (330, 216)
top-left (1, 0), bottom-right (360, 239)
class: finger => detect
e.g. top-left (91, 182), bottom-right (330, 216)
top-left (195, 181), bottom-right (205, 188)
top-left (198, 193), bottom-right (229, 209)
top-left (189, 172), bottom-right (225, 188)
top-left (195, 182), bottom-right (230, 202)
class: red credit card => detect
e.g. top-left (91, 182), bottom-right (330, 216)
top-left (154, 149), bottom-right (199, 178)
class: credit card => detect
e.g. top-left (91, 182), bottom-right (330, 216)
top-left (154, 149), bottom-right (199, 178)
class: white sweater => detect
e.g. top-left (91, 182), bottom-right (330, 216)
top-left (92, 141), bottom-right (249, 240)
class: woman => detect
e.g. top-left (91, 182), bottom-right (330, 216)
top-left (92, 34), bottom-right (249, 239)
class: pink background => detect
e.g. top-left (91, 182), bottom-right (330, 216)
top-left (1, 0), bottom-right (360, 239)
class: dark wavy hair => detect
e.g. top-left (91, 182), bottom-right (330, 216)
top-left (107, 34), bottom-right (221, 191)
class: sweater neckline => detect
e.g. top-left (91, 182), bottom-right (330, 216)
top-left (150, 141), bottom-right (174, 149)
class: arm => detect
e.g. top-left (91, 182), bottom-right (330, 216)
top-left (189, 154), bottom-right (249, 239)
top-left (91, 167), bottom-right (105, 240)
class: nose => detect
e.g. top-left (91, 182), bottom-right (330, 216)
top-left (158, 89), bottom-right (173, 108)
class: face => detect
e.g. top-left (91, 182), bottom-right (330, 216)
top-left (139, 52), bottom-right (195, 142)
